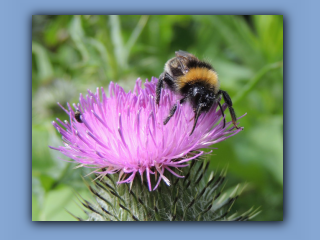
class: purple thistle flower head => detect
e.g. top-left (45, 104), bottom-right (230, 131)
top-left (50, 78), bottom-right (244, 191)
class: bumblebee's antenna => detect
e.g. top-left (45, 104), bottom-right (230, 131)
top-left (190, 103), bottom-right (204, 136)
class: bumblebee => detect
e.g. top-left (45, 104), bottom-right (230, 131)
top-left (156, 50), bottom-right (240, 135)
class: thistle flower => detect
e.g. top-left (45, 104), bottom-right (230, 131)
top-left (50, 77), bottom-right (244, 191)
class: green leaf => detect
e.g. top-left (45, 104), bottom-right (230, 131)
top-left (253, 15), bottom-right (283, 62)
top-left (69, 15), bottom-right (89, 67)
top-left (32, 124), bottom-right (56, 174)
top-left (109, 15), bottom-right (127, 69)
top-left (32, 42), bottom-right (53, 82)
top-left (32, 177), bottom-right (45, 221)
top-left (235, 115), bottom-right (283, 185)
top-left (40, 186), bottom-right (91, 221)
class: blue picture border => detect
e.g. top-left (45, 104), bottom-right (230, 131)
top-left (2, 0), bottom-right (316, 239)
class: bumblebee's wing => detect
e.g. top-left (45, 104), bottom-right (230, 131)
top-left (175, 50), bottom-right (198, 74)
top-left (175, 50), bottom-right (197, 59)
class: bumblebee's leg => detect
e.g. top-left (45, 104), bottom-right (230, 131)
top-left (163, 104), bottom-right (177, 125)
top-left (163, 73), bottom-right (176, 89)
top-left (218, 101), bottom-right (226, 128)
top-left (163, 97), bottom-right (187, 125)
top-left (220, 90), bottom-right (240, 129)
top-left (189, 103), bottom-right (205, 136)
top-left (156, 73), bottom-right (165, 105)
top-left (156, 73), bottom-right (176, 105)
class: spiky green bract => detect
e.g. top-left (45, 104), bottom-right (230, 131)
top-left (73, 158), bottom-right (260, 221)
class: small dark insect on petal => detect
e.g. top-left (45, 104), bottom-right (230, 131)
top-left (75, 110), bottom-right (83, 123)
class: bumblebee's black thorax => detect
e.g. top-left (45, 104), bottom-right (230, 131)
top-left (179, 82), bottom-right (211, 95)
top-left (186, 59), bottom-right (214, 70)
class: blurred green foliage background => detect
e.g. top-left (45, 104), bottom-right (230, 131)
top-left (32, 15), bottom-right (283, 221)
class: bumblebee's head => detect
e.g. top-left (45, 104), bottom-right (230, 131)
top-left (191, 86), bottom-right (216, 112)
top-left (189, 85), bottom-right (217, 135)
